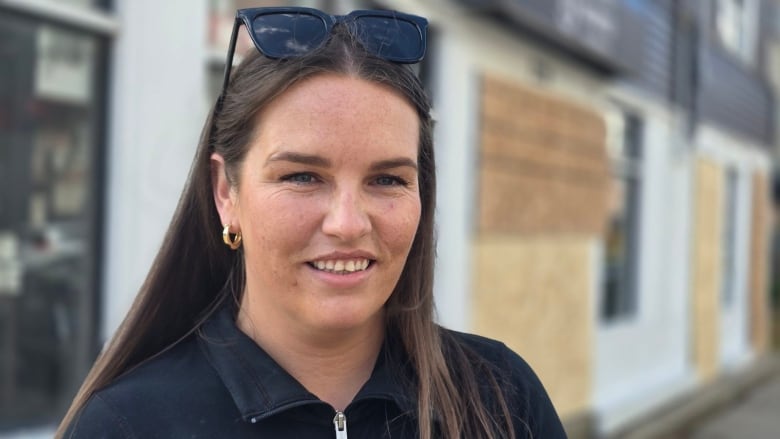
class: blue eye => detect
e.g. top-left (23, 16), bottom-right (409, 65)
top-left (282, 173), bottom-right (317, 184)
top-left (375, 175), bottom-right (408, 186)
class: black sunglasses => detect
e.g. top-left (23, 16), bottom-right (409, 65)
top-left (219, 7), bottom-right (429, 96)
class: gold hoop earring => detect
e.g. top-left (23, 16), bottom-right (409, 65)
top-left (222, 224), bottom-right (242, 250)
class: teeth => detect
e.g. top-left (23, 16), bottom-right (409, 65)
top-left (310, 258), bottom-right (371, 274)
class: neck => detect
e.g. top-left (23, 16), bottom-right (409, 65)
top-left (236, 297), bottom-right (385, 411)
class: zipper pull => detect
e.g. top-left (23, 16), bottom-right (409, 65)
top-left (333, 410), bottom-right (348, 439)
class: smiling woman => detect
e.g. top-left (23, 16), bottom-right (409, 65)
top-left (57, 6), bottom-right (566, 439)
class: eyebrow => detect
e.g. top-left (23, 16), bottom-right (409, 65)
top-left (266, 152), bottom-right (331, 167)
top-left (369, 158), bottom-right (418, 172)
top-left (266, 152), bottom-right (418, 171)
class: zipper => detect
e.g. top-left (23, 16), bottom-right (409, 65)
top-left (333, 410), bottom-right (348, 439)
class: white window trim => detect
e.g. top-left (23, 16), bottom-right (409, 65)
top-left (715, 0), bottom-right (759, 65)
top-left (0, 0), bottom-right (118, 35)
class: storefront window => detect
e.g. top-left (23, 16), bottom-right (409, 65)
top-left (0, 11), bottom-right (106, 429)
top-left (602, 112), bottom-right (643, 320)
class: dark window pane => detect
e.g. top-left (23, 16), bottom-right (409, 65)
top-left (722, 168), bottom-right (738, 304)
top-left (0, 12), bottom-right (104, 429)
top-left (602, 114), bottom-right (642, 320)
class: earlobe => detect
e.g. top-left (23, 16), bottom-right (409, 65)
top-left (210, 153), bottom-right (237, 227)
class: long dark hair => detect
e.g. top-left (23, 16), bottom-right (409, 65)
top-left (57, 27), bottom-right (515, 439)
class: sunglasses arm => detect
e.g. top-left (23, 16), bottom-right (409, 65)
top-left (210, 17), bottom-right (241, 148)
top-left (220, 17), bottom-right (242, 96)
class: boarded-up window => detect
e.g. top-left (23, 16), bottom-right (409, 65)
top-left (477, 74), bottom-right (610, 235)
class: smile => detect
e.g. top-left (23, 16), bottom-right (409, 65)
top-left (308, 258), bottom-right (372, 274)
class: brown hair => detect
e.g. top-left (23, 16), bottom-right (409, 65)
top-left (57, 27), bottom-right (516, 439)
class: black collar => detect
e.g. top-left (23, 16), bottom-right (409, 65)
top-left (198, 301), bottom-right (415, 423)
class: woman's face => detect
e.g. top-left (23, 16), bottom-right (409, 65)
top-left (213, 74), bottom-right (421, 336)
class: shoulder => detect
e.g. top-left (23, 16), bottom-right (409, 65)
top-left (443, 329), bottom-right (536, 380)
top-left (97, 334), bottom-right (225, 408)
top-left (63, 334), bottom-right (236, 438)
top-left (442, 329), bottom-right (569, 439)
top-left (443, 329), bottom-right (509, 359)
top-left (62, 392), bottom-right (134, 439)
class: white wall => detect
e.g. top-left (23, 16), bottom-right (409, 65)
top-left (430, 33), bottom-right (477, 331)
top-left (102, 0), bottom-right (209, 340)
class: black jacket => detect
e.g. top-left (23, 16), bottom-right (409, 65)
top-left (64, 302), bottom-right (568, 438)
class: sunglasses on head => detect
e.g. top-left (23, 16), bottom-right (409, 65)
top-left (219, 7), bottom-right (429, 96)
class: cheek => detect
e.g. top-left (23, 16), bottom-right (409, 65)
top-left (245, 192), bottom-right (319, 227)
top-left (380, 200), bottom-right (421, 250)
top-left (242, 197), bottom-right (320, 255)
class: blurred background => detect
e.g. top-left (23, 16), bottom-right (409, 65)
top-left (1, 0), bottom-right (779, 437)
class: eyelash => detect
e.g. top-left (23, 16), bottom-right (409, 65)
top-left (374, 175), bottom-right (409, 187)
top-left (281, 172), bottom-right (318, 184)
top-left (279, 173), bottom-right (410, 187)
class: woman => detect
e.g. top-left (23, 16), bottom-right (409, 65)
top-left (58, 7), bottom-right (566, 438)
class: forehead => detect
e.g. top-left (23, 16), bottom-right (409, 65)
top-left (268, 74), bottom-right (414, 113)
top-left (252, 74), bottom-right (420, 160)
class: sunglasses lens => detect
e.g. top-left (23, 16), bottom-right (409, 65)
top-left (252, 13), bottom-right (328, 58)
top-left (354, 16), bottom-right (424, 63)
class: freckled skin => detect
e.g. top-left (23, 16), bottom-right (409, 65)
top-left (229, 74), bottom-right (421, 338)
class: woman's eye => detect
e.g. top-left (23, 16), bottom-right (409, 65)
top-left (374, 175), bottom-right (408, 186)
top-left (281, 173), bottom-right (317, 184)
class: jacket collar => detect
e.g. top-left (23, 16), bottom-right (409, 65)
top-left (198, 300), bottom-right (415, 422)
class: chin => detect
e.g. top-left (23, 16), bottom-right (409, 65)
top-left (306, 304), bottom-right (386, 334)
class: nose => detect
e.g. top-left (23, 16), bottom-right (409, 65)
top-left (322, 187), bottom-right (372, 241)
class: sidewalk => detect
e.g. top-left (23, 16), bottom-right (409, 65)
top-left (617, 354), bottom-right (780, 439)
top-left (687, 369), bottom-right (780, 439)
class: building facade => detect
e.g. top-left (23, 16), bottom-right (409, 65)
top-left (0, 0), bottom-right (775, 436)
top-left (420, 0), bottom-right (776, 436)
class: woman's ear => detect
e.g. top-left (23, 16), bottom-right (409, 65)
top-left (210, 153), bottom-right (238, 228)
